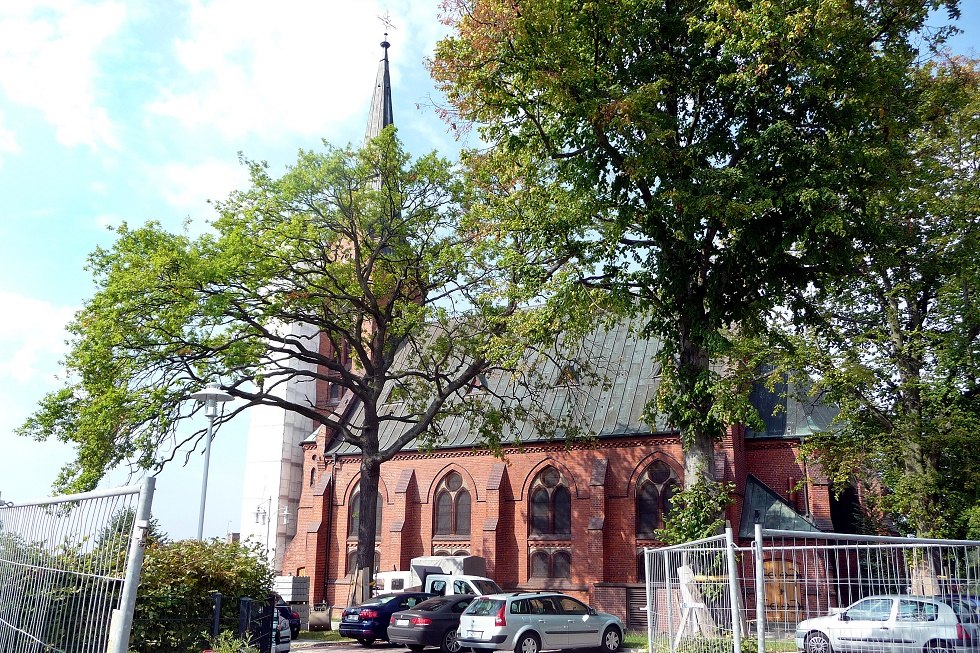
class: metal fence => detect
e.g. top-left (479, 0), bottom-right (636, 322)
top-left (0, 479), bottom-right (155, 653)
top-left (643, 527), bottom-right (980, 653)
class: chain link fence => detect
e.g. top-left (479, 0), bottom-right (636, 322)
top-left (0, 480), bottom-right (155, 653)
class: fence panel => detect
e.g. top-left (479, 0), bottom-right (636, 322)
top-left (645, 528), bottom-right (980, 653)
top-left (643, 530), bottom-right (742, 653)
top-left (0, 480), bottom-right (155, 653)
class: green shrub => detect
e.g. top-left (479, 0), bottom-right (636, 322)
top-left (132, 538), bottom-right (272, 653)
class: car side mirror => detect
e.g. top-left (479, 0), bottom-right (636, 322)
top-left (840, 613), bottom-right (850, 622)
top-left (589, 607), bottom-right (597, 616)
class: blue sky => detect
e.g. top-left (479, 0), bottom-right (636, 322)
top-left (0, 2), bottom-right (976, 541)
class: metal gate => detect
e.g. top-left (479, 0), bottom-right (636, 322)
top-left (0, 479), bottom-right (155, 653)
top-left (643, 527), bottom-right (980, 653)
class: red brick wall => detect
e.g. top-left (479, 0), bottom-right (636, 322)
top-left (281, 429), bottom-right (821, 619)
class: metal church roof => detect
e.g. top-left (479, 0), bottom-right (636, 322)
top-left (365, 36), bottom-right (394, 141)
top-left (325, 317), bottom-right (669, 456)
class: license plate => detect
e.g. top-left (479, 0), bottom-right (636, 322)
top-left (346, 614), bottom-right (359, 622)
top-left (468, 631), bottom-right (482, 639)
top-left (396, 619), bottom-right (409, 626)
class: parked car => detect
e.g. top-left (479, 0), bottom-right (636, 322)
top-left (340, 592), bottom-right (434, 646)
top-left (276, 602), bottom-right (301, 639)
top-left (796, 595), bottom-right (980, 653)
top-left (457, 592), bottom-right (623, 653)
top-left (275, 614), bottom-right (292, 653)
top-left (388, 594), bottom-right (476, 653)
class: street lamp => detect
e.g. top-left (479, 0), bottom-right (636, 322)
top-left (190, 381), bottom-right (233, 541)
top-left (255, 498), bottom-right (290, 568)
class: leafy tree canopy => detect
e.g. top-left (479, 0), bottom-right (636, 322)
top-left (774, 57), bottom-right (980, 538)
top-left (20, 127), bottom-right (517, 491)
top-left (432, 0), bottom-right (960, 489)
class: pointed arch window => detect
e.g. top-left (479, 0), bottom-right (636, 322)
top-left (434, 471), bottom-right (470, 536)
top-left (529, 467), bottom-right (571, 537)
top-left (348, 489), bottom-right (383, 541)
top-left (636, 461), bottom-right (680, 536)
top-left (529, 548), bottom-right (571, 578)
top-left (346, 549), bottom-right (380, 575)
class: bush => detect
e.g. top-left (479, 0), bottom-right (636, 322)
top-left (132, 538), bottom-right (272, 653)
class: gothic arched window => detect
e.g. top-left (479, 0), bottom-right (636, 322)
top-left (348, 489), bottom-right (383, 541)
top-left (346, 549), bottom-right (380, 575)
top-left (636, 461), bottom-right (680, 536)
top-left (529, 548), bottom-right (572, 578)
top-left (529, 467), bottom-right (571, 536)
top-left (434, 471), bottom-right (470, 536)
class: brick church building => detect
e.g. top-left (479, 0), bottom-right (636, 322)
top-left (265, 40), bottom-right (843, 624)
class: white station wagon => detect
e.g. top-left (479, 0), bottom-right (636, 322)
top-left (457, 592), bottom-right (624, 653)
top-left (796, 595), bottom-right (980, 653)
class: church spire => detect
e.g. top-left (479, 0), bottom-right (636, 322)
top-left (365, 35), bottom-right (394, 142)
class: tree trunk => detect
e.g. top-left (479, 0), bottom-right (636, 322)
top-left (355, 454), bottom-right (382, 603)
top-left (677, 315), bottom-right (717, 488)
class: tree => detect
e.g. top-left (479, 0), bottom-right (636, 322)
top-left (431, 0), bottom-right (960, 496)
top-left (775, 57), bottom-right (980, 538)
top-left (18, 128), bottom-right (542, 595)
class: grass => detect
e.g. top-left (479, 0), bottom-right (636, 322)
top-left (625, 632), bottom-right (798, 653)
top-left (296, 629), bottom-right (351, 642)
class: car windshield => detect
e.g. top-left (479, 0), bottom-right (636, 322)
top-left (472, 580), bottom-right (503, 595)
top-left (465, 598), bottom-right (504, 616)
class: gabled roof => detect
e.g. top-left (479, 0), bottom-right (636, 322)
top-left (738, 474), bottom-right (822, 538)
top-left (325, 317), bottom-right (667, 456)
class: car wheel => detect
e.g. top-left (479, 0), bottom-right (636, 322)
top-left (357, 638), bottom-right (376, 647)
top-left (600, 626), bottom-right (622, 653)
top-left (925, 641), bottom-right (956, 653)
top-left (407, 646), bottom-right (425, 652)
top-left (805, 632), bottom-right (832, 653)
top-left (442, 628), bottom-right (462, 653)
top-left (515, 633), bottom-right (540, 653)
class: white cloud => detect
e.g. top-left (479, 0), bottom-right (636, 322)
top-left (146, 0), bottom-right (442, 142)
top-left (154, 159), bottom-right (251, 211)
top-left (0, 1), bottom-right (126, 150)
top-left (0, 291), bottom-right (75, 385)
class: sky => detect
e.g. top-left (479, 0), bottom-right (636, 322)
top-left (0, 1), bottom-right (976, 542)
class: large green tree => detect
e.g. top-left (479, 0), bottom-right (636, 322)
top-left (776, 58), bottom-right (980, 538)
top-left (432, 0), bottom-right (960, 495)
top-left (19, 128), bottom-right (556, 594)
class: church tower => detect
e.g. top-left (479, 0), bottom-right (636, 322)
top-left (238, 37), bottom-right (395, 572)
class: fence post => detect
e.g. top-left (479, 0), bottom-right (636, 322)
top-left (212, 592), bottom-right (223, 637)
top-left (239, 597), bottom-right (253, 637)
top-left (725, 527), bottom-right (742, 653)
top-left (664, 548), bottom-right (674, 653)
top-left (644, 548), bottom-right (654, 653)
top-left (106, 477), bottom-right (156, 653)
top-left (754, 524), bottom-right (766, 653)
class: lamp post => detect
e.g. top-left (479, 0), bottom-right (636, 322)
top-left (190, 382), bottom-right (233, 541)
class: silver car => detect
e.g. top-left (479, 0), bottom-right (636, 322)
top-left (796, 595), bottom-right (980, 653)
top-left (457, 592), bottom-right (623, 653)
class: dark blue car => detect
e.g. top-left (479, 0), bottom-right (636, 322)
top-left (340, 592), bottom-right (434, 646)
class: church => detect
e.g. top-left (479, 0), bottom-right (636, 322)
top-left (239, 39), bottom-right (843, 626)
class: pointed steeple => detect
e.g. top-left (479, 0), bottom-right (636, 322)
top-left (365, 35), bottom-right (394, 142)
